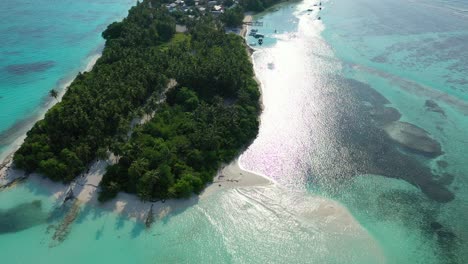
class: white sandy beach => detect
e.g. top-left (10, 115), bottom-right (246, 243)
top-left (1, 154), bottom-right (272, 221)
top-left (2, 145), bottom-right (376, 239)
top-left (240, 13), bottom-right (254, 37)
top-left (1, 150), bottom-right (386, 261)
top-left (1, 151), bottom-right (384, 247)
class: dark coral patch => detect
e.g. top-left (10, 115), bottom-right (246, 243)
top-left (307, 77), bottom-right (454, 203)
top-left (437, 160), bottom-right (449, 169)
top-left (5, 61), bottom-right (55, 75)
top-left (425, 99), bottom-right (446, 116)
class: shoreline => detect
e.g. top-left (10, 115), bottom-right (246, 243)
top-left (2, 156), bottom-right (272, 222)
top-left (0, 24), bottom-right (272, 222)
top-left (240, 13), bottom-right (266, 112)
top-left (240, 13), bottom-right (254, 38)
top-left (0, 52), bottom-right (103, 168)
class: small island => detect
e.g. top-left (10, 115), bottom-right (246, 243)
top-left (12, 0), bottom-right (279, 202)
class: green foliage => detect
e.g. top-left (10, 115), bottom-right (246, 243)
top-left (172, 87), bottom-right (199, 111)
top-left (14, 0), bottom-right (260, 201)
top-left (221, 6), bottom-right (245, 27)
top-left (169, 177), bottom-right (194, 198)
top-left (39, 158), bottom-right (68, 181)
top-left (184, 0), bottom-right (195, 6)
top-left (99, 17), bottom-right (260, 201)
top-left (102, 22), bottom-right (124, 40)
top-left (239, 0), bottom-right (281, 12)
top-left (224, 0), bottom-right (235, 7)
top-left (13, 2), bottom-right (176, 182)
top-left (240, 0), bottom-right (264, 11)
top-left (49, 89), bottom-right (58, 100)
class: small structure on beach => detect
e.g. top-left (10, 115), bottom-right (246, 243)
top-left (167, 3), bottom-right (177, 11)
top-left (211, 5), bottom-right (224, 15)
top-left (243, 21), bottom-right (264, 27)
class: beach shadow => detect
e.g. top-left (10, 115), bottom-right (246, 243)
top-left (95, 225), bottom-right (104, 240)
top-left (0, 200), bottom-right (48, 235)
top-left (158, 196), bottom-right (200, 226)
top-left (115, 215), bottom-right (126, 230)
top-left (130, 222), bottom-right (144, 238)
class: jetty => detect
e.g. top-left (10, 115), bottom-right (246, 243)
top-left (243, 21), bottom-right (264, 27)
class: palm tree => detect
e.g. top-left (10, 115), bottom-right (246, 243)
top-left (49, 89), bottom-right (59, 101)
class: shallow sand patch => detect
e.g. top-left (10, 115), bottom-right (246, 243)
top-left (384, 121), bottom-right (442, 157)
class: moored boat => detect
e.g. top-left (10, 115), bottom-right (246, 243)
top-left (254, 33), bottom-right (264, 38)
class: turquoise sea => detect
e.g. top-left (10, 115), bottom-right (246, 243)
top-left (1, 0), bottom-right (468, 263)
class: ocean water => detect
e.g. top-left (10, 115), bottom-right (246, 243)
top-left (0, 180), bottom-right (384, 263)
top-left (321, 0), bottom-right (468, 262)
top-left (243, 0), bottom-right (468, 263)
top-left (1, 0), bottom-right (468, 263)
top-left (0, 0), bottom-right (136, 159)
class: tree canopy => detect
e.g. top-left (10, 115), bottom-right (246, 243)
top-left (221, 6), bottom-right (245, 27)
top-left (239, 0), bottom-right (282, 12)
top-left (14, 2), bottom-right (176, 181)
top-left (100, 18), bottom-right (260, 202)
top-left (14, 0), bottom-right (260, 202)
